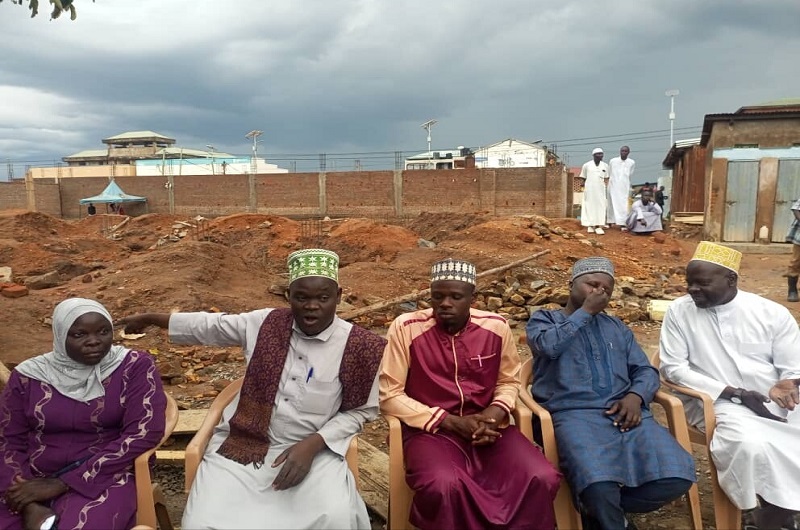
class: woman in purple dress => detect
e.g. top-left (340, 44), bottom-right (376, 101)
top-left (0, 298), bottom-right (166, 530)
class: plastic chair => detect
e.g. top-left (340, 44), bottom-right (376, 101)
top-left (517, 358), bottom-right (702, 530)
top-left (384, 377), bottom-right (581, 530)
top-left (650, 353), bottom-right (741, 530)
top-left (184, 377), bottom-right (360, 494)
top-left (660, 379), bottom-right (741, 529)
top-left (135, 392), bottom-right (179, 530)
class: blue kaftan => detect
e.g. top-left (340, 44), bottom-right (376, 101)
top-left (526, 308), bottom-right (695, 496)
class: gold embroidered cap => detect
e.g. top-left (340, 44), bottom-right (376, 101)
top-left (431, 258), bottom-right (477, 286)
top-left (690, 241), bottom-right (742, 273)
top-left (287, 249), bottom-right (339, 284)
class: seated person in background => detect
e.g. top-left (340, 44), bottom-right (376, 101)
top-left (0, 298), bottom-right (166, 530)
top-left (625, 190), bottom-right (663, 234)
top-left (380, 258), bottom-right (561, 530)
top-left (119, 249), bottom-right (385, 530)
top-left (660, 241), bottom-right (800, 529)
top-left (526, 257), bottom-right (695, 530)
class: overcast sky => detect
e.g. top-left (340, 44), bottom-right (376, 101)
top-left (1, 0), bottom-right (799, 179)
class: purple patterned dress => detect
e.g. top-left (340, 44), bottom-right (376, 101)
top-left (0, 350), bottom-right (166, 530)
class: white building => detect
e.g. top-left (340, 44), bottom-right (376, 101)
top-left (474, 138), bottom-right (547, 168)
top-left (404, 138), bottom-right (550, 170)
top-left (135, 156), bottom-right (288, 176)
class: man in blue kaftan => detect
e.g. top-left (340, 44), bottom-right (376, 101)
top-left (526, 257), bottom-right (695, 530)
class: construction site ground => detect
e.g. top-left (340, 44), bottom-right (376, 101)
top-left (1, 210), bottom-right (797, 530)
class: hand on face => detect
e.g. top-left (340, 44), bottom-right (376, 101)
top-left (582, 286), bottom-right (610, 315)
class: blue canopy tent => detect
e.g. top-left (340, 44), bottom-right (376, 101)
top-left (79, 180), bottom-right (147, 215)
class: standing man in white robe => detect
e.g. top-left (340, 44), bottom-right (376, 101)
top-left (659, 241), bottom-right (800, 529)
top-left (579, 148), bottom-right (610, 235)
top-left (118, 249), bottom-right (385, 530)
top-left (607, 146), bottom-right (635, 230)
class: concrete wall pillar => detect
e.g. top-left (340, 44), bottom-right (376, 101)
top-left (318, 172), bottom-right (327, 216)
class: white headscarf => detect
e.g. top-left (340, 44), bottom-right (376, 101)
top-left (15, 298), bottom-right (130, 402)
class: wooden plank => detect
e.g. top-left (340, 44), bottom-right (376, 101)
top-left (173, 410), bottom-right (208, 435)
top-left (357, 439), bottom-right (389, 521)
top-left (156, 450), bottom-right (186, 465)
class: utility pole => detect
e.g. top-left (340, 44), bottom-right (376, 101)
top-left (665, 89), bottom-right (679, 148)
top-left (245, 130), bottom-right (263, 176)
top-left (421, 119), bottom-right (438, 169)
top-left (206, 144), bottom-right (216, 175)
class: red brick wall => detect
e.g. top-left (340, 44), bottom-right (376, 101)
top-left (0, 181), bottom-right (27, 211)
top-left (256, 173), bottom-right (320, 217)
top-left (31, 179), bottom-right (63, 217)
top-left (326, 171), bottom-right (395, 217)
top-left (173, 174), bottom-right (250, 216)
top-left (37, 166), bottom-right (570, 220)
top-left (402, 169), bottom-right (483, 215)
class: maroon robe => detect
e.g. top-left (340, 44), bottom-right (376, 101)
top-left (381, 308), bottom-right (561, 530)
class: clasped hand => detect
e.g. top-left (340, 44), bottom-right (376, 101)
top-left (4, 476), bottom-right (68, 512)
top-left (605, 393), bottom-right (643, 432)
top-left (442, 406), bottom-right (505, 446)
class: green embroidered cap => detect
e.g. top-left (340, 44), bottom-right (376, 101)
top-left (287, 248), bottom-right (340, 284)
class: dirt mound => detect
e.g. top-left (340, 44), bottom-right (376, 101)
top-left (326, 219), bottom-right (418, 264)
top-left (408, 211), bottom-right (491, 242)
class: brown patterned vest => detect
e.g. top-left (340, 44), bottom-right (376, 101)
top-left (217, 308), bottom-right (386, 466)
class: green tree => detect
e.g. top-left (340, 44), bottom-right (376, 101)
top-left (1, 0), bottom-right (95, 20)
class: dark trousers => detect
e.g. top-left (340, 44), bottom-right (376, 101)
top-left (579, 478), bottom-right (692, 530)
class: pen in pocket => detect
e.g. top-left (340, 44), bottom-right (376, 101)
top-left (306, 367), bottom-right (314, 383)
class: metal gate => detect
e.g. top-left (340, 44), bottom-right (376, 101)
top-left (771, 160), bottom-right (800, 242)
top-left (723, 161), bottom-right (759, 242)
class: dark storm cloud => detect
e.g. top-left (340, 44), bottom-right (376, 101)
top-left (1, 0), bottom-right (798, 178)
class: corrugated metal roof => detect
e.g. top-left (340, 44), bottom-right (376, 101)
top-left (103, 131), bottom-right (176, 142)
top-left (701, 108), bottom-right (800, 146)
top-left (662, 138), bottom-right (701, 168)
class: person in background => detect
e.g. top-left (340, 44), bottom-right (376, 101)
top-left (87, 203), bottom-right (96, 216)
top-left (784, 198), bottom-right (800, 302)
top-left (380, 258), bottom-right (561, 530)
top-left (0, 298), bottom-right (166, 530)
top-left (625, 190), bottom-right (663, 234)
top-left (607, 146), bottom-right (635, 231)
top-left (579, 148), bottom-right (610, 235)
top-left (655, 186), bottom-right (667, 211)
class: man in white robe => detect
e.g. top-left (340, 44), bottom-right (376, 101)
top-left (579, 147), bottom-right (610, 235)
top-left (625, 190), bottom-right (663, 234)
top-left (607, 146), bottom-right (635, 230)
top-left (119, 249), bottom-right (383, 530)
top-left (659, 241), bottom-right (800, 529)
